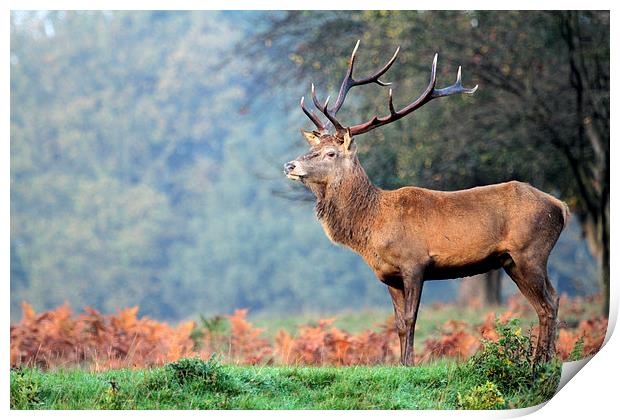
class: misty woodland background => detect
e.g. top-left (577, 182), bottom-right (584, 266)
top-left (11, 11), bottom-right (608, 327)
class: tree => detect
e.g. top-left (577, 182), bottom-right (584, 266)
top-left (556, 12), bottom-right (609, 314)
top-left (10, 11), bottom-right (251, 319)
top-left (458, 271), bottom-right (502, 307)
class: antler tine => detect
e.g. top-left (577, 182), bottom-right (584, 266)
top-left (355, 45), bottom-right (400, 86)
top-left (310, 83), bottom-right (324, 112)
top-left (311, 84), bottom-right (345, 132)
top-left (431, 65), bottom-right (479, 98)
top-left (349, 53), bottom-right (478, 136)
top-left (350, 39), bottom-right (360, 69)
top-left (329, 40), bottom-right (400, 117)
top-left (300, 96), bottom-right (326, 132)
top-left (397, 52), bottom-right (439, 112)
top-left (388, 89), bottom-right (396, 115)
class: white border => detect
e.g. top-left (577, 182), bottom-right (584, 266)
top-left (4, 2), bottom-right (617, 419)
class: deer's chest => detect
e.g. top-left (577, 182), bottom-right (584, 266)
top-left (358, 247), bottom-right (405, 285)
top-left (319, 219), bottom-right (338, 244)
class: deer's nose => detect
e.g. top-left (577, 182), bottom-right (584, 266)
top-left (284, 162), bottom-right (296, 174)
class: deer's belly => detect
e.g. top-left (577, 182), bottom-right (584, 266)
top-left (365, 250), bottom-right (513, 283)
top-left (424, 253), bottom-right (513, 280)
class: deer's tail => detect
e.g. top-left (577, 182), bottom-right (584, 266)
top-left (531, 184), bottom-right (571, 232)
top-left (559, 201), bottom-right (571, 231)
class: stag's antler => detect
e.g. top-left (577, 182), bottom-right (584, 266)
top-left (300, 41), bottom-right (478, 136)
top-left (302, 40), bottom-right (399, 133)
top-left (300, 96), bottom-right (326, 133)
top-left (329, 40), bottom-right (400, 117)
top-left (347, 53), bottom-right (478, 135)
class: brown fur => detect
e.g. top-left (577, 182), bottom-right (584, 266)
top-left (285, 132), bottom-right (568, 365)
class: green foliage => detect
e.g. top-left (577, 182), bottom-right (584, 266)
top-left (166, 357), bottom-right (244, 402)
top-left (457, 381), bottom-right (505, 410)
top-left (10, 367), bottom-right (43, 409)
top-left (469, 319), bottom-right (534, 392)
top-left (569, 336), bottom-right (585, 362)
top-left (166, 355), bottom-right (231, 390)
top-left (101, 378), bottom-right (127, 410)
top-left (466, 318), bottom-right (561, 407)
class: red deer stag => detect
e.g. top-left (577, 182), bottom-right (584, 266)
top-left (284, 41), bottom-right (568, 365)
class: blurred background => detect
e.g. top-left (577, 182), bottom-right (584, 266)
top-left (10, 11), bottom-right (609, 323)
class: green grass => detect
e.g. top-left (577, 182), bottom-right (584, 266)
top-left (10, 358), bottom-right (558, 410)
top-left (8, 363), bottom-right (474, 409)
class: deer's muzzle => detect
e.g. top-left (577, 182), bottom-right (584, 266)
top-left (283, 161), bottom-right (306, 181)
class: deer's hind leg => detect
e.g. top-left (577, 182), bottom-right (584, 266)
top-left (503, 253), bottom-right (558, 362)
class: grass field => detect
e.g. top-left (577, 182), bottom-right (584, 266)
top-left (10, 357), bottom-right (558, 410)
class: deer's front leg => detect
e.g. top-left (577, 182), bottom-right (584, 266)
top-left (387, 285), bottom-right (407, 365)
top-left (402, 268), bottom-right (424, 366)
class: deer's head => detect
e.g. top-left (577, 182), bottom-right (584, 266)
top-left (284, 129), bottom-right (357, 185)
top-left (284, 40), bottom-right (477, 186)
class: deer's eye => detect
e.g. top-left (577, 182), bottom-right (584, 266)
top-left (325, 151), bottom-right (336, 158)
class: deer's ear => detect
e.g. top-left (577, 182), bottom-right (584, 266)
top-left (342, 129), bottom-right (354, 151)
top-left (301, 129), bottom-right (321, 146)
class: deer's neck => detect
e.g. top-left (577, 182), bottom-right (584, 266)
top-left (312, 161), bottom-right (380, 248)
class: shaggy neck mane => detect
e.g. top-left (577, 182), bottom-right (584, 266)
top-left (311, 158), bottom-right (380, 248)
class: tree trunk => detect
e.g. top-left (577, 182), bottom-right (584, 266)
top-left (601, 199), bottom-right (610, 316)
top-left (458, 270), bottom-right (502, 307)
top-left (602, 228), bottom-right (609, 316)
top-left (483, 269), bottom-right (502, 306)
top-left (583, 205), bottom-right (610, 316)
